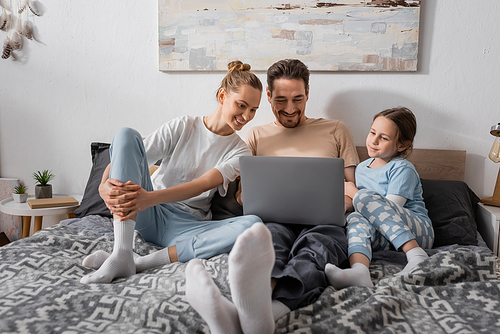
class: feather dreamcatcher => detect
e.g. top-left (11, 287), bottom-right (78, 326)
top-left (2, 38), bottom-right (12, 58)
top-left (0, 11), bottom-right (9, 31)
top-left (18, 0), bottom-right (39, 16)
top-left (1, 0), bottom-right (42, 60)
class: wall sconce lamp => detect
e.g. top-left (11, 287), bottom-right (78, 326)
top-left (481, 123), bottom-right (500, 207)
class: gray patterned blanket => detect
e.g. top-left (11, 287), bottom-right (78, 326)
top-left (0, 216), bottom-right (499, 333)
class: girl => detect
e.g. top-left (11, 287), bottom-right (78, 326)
top-left (325, 107), bottom-right (434, 289)
top-left (80, 61), bottom-right (263, 284)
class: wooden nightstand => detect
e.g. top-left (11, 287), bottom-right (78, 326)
top-left (0, 194), bottom-right (82, 238)
top-left (477, 203), bottom-right (500, 256)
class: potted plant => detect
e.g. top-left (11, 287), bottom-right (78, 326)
top-left (13, 184), bottom-right (28, 203)
top-left (33, 170), bottom-right (55, 199)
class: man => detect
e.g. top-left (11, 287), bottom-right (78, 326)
top-left (185, 59), bottom-right (359, 334)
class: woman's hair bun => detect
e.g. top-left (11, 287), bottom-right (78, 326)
top-left (216, 60), bottom-right (262, 100)
top-left (228, 60), bottom-right (251, 73)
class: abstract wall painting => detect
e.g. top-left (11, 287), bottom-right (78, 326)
top-left (158, 0), bottom-right (421, 71)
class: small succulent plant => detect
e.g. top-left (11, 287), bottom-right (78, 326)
top-left (33, 170), bottom-right (55, 186)
top-left (13, 184), bottom-right (28, 194)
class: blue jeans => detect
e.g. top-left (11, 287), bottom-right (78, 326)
top-left (347, 189), bottom-right (434, 261)
top-left (109, 127), bottom-right (261, 262)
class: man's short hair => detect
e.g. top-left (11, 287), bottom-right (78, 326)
top-left (267, 59), bottom-right (310, 95)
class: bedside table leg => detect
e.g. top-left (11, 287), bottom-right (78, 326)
top-left (34, 216), bottom-right (43, 234)
top-left (22, 216), bottom-right (31, 238)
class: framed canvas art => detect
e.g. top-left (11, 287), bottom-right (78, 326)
top-left (158, 0), bottom-right (421, 71)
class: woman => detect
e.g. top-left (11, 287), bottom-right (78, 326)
top-left (81, 61), bottom-right (263, 284)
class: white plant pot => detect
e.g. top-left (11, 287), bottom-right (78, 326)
top-left (13, 193), bottom-right (28, 203)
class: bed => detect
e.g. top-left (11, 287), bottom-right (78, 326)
top-left (0, 143), bottom-right (499, 333)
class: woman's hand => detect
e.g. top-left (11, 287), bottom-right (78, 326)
top-left (235, 178), bottom-right (243, 206)
top-left (99, 179), bottom-right (141, 217)
top-left (117, 186), bottom-right (153, 221)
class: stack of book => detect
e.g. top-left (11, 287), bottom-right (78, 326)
top-left (28, 197), bottom-right (79, 209)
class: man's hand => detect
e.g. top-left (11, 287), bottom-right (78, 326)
top-left (344, 195), bottom-right (354, 213)
top-left (344, 181), bottom-right (358, 213)
top-left (344, 181), bottom-right (358, 199)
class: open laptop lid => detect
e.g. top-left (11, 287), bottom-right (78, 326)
top-left (240, 156), bottom-right (345, 226)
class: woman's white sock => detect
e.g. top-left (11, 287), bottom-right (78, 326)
top-left (134, 249), bottom-right (171, 272)
top-left (82, 247), bottom-right (170, 272)
top-left (80, 219), bottom-right (136, 284)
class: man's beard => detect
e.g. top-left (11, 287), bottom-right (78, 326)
top-left (277, 110), bottom-right (301, 128)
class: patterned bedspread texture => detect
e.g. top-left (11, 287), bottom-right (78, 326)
top-left (0, 215), bottom-right (499, 334)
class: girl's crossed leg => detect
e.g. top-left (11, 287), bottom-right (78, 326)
top-left (326, 189), bottom-right (434, 289)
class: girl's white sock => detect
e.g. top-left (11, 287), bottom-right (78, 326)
top-left (325, 262), bottom-right (373, 289)
top-left (80, 219), bottom-right (136, 284)
top-left (396, 247), bottom-right (428, 276)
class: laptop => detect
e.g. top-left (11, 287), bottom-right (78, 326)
top-left (239, 156), bottom-right (345, 226)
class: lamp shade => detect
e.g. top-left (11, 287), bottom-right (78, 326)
top-left (481, 123), bottom-right (500, 207)
top-left (489, 123), bottom-right (500, 163)
top-left (489, 137), bottom-right (500, 163)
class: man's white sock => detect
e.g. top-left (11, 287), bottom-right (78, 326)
top-left (325, 262), bottom-right (373, 289)
top-left (272, 300), bottom-right (291, 321)
top-left (186, 259), bottom-right (242, 334)
top-left (229, 223), bottom-right (275, 334)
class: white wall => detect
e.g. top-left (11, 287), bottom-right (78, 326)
top-left (1, 0), bottom-right (499, 208)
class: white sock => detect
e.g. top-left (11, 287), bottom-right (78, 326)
top-left (82, 249), bottom-right (170, 272)
top-left (186, 259), bottom-right (242, 334)
top-left (396, 247), bottom-right (428, 276)
top-left (272, 300), bottom-right (290, 321)
top-left (134, 249), bottom-right (171, 272)
top-left (325, 262), bottom-right (373, 289)
top-left (82, 250), bottom-right (113, 269)
top-left (80, 219), bottom-right (136, 284)
top-left (229, 222), bottom-right (275, 334)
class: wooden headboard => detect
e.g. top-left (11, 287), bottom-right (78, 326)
top-left (356, 147), bottom-right (466, 181)
top-left (150, 147), bottom-right (467, 181)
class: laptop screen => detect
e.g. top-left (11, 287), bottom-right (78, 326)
top-left (240, 156), bottom-right (345, 226)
